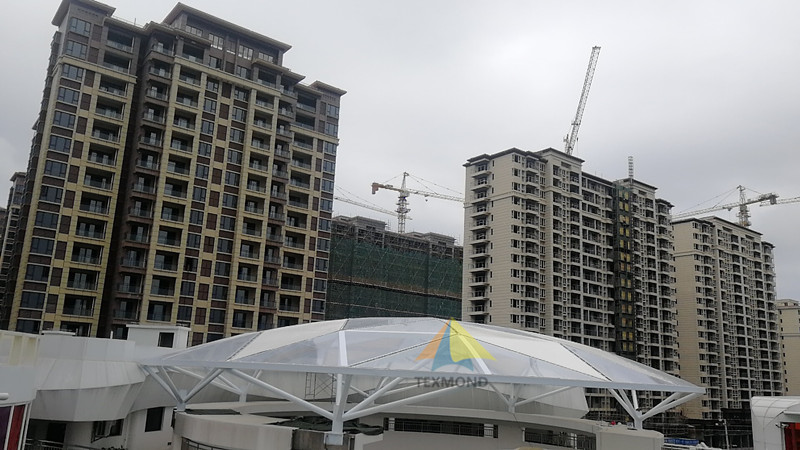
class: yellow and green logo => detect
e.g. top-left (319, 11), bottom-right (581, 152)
top-left (416, 320), bottom-right (495, 371)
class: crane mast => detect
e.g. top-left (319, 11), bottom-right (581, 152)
top-left (564, 46), bottom-right (601, 156)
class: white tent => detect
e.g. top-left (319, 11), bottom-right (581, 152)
top-left (142, 318), bottom-right (703, 445)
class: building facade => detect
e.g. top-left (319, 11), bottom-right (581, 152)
top-left (461, 148), bottom-right (678, 420)
top-left (6, 0), bottom-right (344, 344)
top-left (778, 299), bottom-right (800, 395)
top-left (327, 215), bottom-right (462, 320)
top-left (0, 173), bottom-right (27, 330)
top-left (673, 217), bottom-right (782, 421)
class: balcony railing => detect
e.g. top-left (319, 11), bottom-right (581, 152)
top-left (67, 280), bottom-right (98, 291)
top-left (63, 306), bottom-right (94, 317)
top-left (125, 233), bottom-right (150, 243)
top-left (88, 153), bottom-right (115, 166)
top-left (76, 229), bottom-right (104, 239)
top-left (288, 200), bottom-right (309, 209)
top-left (151, 44), bottom-right (173, 55)
top-left (146, 89), bottom-right (168, 101)
top-left (140, 136), bottom-right (163, 147)
top-left (79, 204), bottom-right (109, 215)
top-left (272, 169), bottom-right (289, 178)
top-left (132, 183), bottom-right (156, 194)
top-left (163, 187), bottom-right (187, 198)
top-left (84, 178), bottom-right (113, 190)
top-left (284, 240), bottom-right (305, 249)
top-left (279, 301), bottom-right (301, 311)
top-left (92, 130), bottom-right (119, 142)
top-left (114, 308), bottom-right (139, 319)
top-left (99, 84), bottom-right (126, 97)
top-left (246, 183), bottom-right (267, 193)
top-left (149, 67), bottom-right (171, 78)
top-left (72, 255), bottom-right (101, 265)
top-left (96, 108), bottom-right (123, 120)
top-left (245, 205), bottom-right (264, 214)
top-left (289, 179), bottom-right (310, 189)
top-left (136, 159), bottom-right (159, 170)
top-left (143, 112), bottom-right (166, 124)
top-left (120, 257), bottom-right (146, 268)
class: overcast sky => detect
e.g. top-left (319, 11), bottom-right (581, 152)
top-left (1, 0), bottom-right (799, 298)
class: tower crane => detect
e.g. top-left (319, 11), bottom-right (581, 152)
top-left (333, 191), bottom-right (409, 231)
top-left (671, 185), bottom-right (778, 227)
top-left (564, 46), bottom-right (601, 156)
top-left (371, 172), bottom-right (464, 234)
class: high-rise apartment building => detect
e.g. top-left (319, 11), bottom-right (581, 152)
top-left (673, 217), bottom-right (781, 420)
top-left (6, 0), bottom-right (344, 344)
top-left (327, 215), bottom-right (462, 320)
top-left (0, 173), bottom-right (27, 329)
top-left (778, 299), bottom-right (800, 395)
top-left (461, 148), bottom-right (678, 420)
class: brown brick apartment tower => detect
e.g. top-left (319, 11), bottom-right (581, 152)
top-left (7, 0), bottom-right (344, 344)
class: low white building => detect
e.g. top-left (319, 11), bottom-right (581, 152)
top-left (2, 318), bottom-right (705, 449)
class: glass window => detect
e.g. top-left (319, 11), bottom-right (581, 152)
top-left (206, 78), bottom-right (219, 92)
top-left (20, 292), bottom-right (46, 309)
top-left (44, 160), bottom-right (68, 178)
top-left (219, 216), bottom-right (235, 231)
top-left (62, 63), bottom-right (84, 81)
top-left (229, 128), bottom-right (244, 143)
top-left (214, 261), bottom-right (230, 276)
top-left (69, 17), bottom-right (92, 36)
top-left (25, 264), bottom-right (50, 282)
top-left (224, 171), bottom-right (240, 187)
top-left (237, 45), bottom-right (253, 59)
top-left (227, 149), bottom-right (242, 164)
top-left (322, 160), bottom-right (335, 173)
top-left (233, 88), bottom-right (249, 102)
top-left (209, 33), bottom-right (223, 50)
top-left (192, 186), bottom-right (206, 202)
top-left (40, 185), bottom-right (63, 203)
top-left (35, 211), bottom-right (59, 229)
top-left (201, 120), bottom-right (214, 135)
top-left (144, 407), bottom-right (164, 432)
top-left (53, 111), bottom-right (76, 129)
top-left (317, 238), bottom-right (330, 252)
top-left (322, 141), bottom-right (337, 155)
top-left (195, 164), bottom-right (209, 179)
top-left (321, 179), bottom-right (334, 193)
top-left (189, 210), bottom-right (204, 225)
top-left (217, 238), bottom-right (233, 253)
top-left (49, 135), bottom-right (72, 153)
top-left (231, 108), bottom-right (247, 122)
top-left (203, 98), bottom-right (217, 113)
top-left (320, 198), bottom-right (333, 212)
top-left (325, 103), bottom-right (339, 118)
top-left (30, 238), bottom-right (55, 255)
top-left (324, 122), bottom-right (338, 137)
top-left (186, 233), bottom-right (201, 249)
top-left (198, 142), bottom-right (212, 157)
top-left (65, 40), bottom-right (88, 59)
top-left (57, 87), bottom-right (80, 105)
top-left (318, 218), bottom-right (331, 232)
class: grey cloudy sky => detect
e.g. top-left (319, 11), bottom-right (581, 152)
top-left (1, 1), bottom-right (799, 297)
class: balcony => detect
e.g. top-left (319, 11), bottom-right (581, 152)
top-left (126, 233), bottom-right (150, 244)
top-left (289, 179), bottom-right (310, 189)
top-left (99, 84), bottom-right (126, 97)
top-left (249, 162), bottom-right (269, 172)
top-left (150, 288), bottom-right (175, 297)
top-left (67, 280), bottom-right (97, 291)
top-left (146, 89), bottom-right (168, 101)
top-left (151, 44), bottom-right (173, 56)
top-left (120, 257), bottom-right (146, 268)
top-left (153, 262), bottom-right (178, 272)
top-left (288, 200), bottom-right (308, 209)
top-left (272, 169), bottom-right (289, 179)
top-left (175, 96), bottom-right (198, 108)
top-left (102, 61), bottom-right (129, 74)
top-left (163, 187), bottom-right (187, 198)
top-left (296, 103), bottom-right (316, 113)
top-left (140, 136), bottom-right (163, 147)
top-left (173, 119), bottom-right (195, 131)
top-left (246, 183), bottom-right (267, 193)
top-left (278, 302), bottom-right (300, 312)
top-left (92, 130), bottom-right (119, 143)
top-left (72, 255), bottom-right (101, 265)
top-left (84, 177), bottom-right (113, 190)
top-left (88, 153), bottom-right (115, 166)
top-left (136, 159), bottom-right (159, 170)
top-left (284, 240), bottom-right (305, 250)
top-left (132, 183), bottom-right (156, 194)
top-left (143, 112), bottom-right (166, 124)
top-left (251, 139), bottom-right (269, 150)
top-left (282, 261), bottom-right (303, 270)
top-left (114, 308), bottom-right (139, 319)
top-left (170, 140), bottom-right (192, 153)
top-left (242, 227), bottom-right (262, 237)
top-left (79, 204), bottom-right (109, 215)
top-left (274, 147), bottom-right (290, 158)
top-left (245, 205), bottom-right (265, 214)
top-left (96, 107), bottom-right (123, 120)
top-left (160, 213), bottom-right (184, 223)
top-left (76, 229), bottom-right (104, 239)
top-left (255, 99), bottom-right (274, 109)
top-left (149, 67), bottom-right (171, 79)
top-left (178, 72), bottom-right (201, 85)
top-left (63, 305), bottom-right (94, 317)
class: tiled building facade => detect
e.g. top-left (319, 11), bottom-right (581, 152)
top-left (461, 148), bottom-right (678, 420)
top-left (6, 0), bottom-right (344, 343)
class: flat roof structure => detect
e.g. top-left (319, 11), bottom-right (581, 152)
top-left (142, 318), bottom-right (703, 445)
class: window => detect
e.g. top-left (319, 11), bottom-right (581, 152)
top-left (57, 87), bottom-right (80, 105)
top-left (224, 171), bottom-right (240, 187)
top-left (192, 186), bottom-right (207, 202)
top-left (177, 305), bottom-right (192, 321)
top-left (200, 120), bottom-right (214, 135)
top-left (198, 142), bottom-right (212, 157)
top-left (257, 51), bottom-right (274, 62)
top-left (222, 193), bottom-right (238, 208)
top-left (40, 185), bottom-right (63, 203)
top-left (317, 238), bottom-right (330, 252)
top-left (313, 279), bottom-right (327, 292)
top-left (186, 233), bottom-right (201, 249)
top-left (322, 141), bottom-right (337, 155)
top-left (144, 407), bottom-right (164, 432)
top-left (229, 128), bottom-right (245, 143)
top-left (62, 63), bottom-right (84, 81)
top-left (217, 238), bottom-right (233, 254)
top-left (227, 149), bottom-right (242, 164)
top-left (322, 160), bottom-right (335, 173)
top-left (69, 17), bottom-right (92, 36)
top-left (209, 33), bottom-right (223, 50)
top-left (53, 111), bottom-right (76, 128)
top-left (189, 210), bottom-right (204, 225)
top-left (180, 281), bottom-right (195, 296)
top-left (318, 218), bottom-right (331, 232)
top-left (235, 65), bottom-right (251, 79)
top-left (195, 164), bottom-right (209, 179)
top-left (35, 211), bottom-right (59, 229)
top-left (324, 122), bottom-right (338, 137)
top-left (203, 98), bottom-right (217, 113)
top-left (25, 264), bottom-right (50, 282)
top-left (219, 216), bottom-right (236, 231)
top-left (209, 308), bottom-right (226, 324)
top-left (320, 198), bottom-right (333, 212)
top-left (321, 179), bottom-right (334, 193)
top-left (65, 40), bottom-right (88, 59)
top-left (214, 261), bottom-right (231, 277)
top-left (325, 103), bottom-right (339, 118)
top-left (211, 285), bottom-right (228, 300)
top-left (44, 160), bottom-right (68, 178)
top-left (237, 44), bottom-right (253, 59)
top-left (315, 258), bottom-right (328, 272)
top-left (233, 87), bottom-right (249, 102)
top-left (208, 55), bottom-right (222, 69)
top-left (30, 238), bottom-right (55, 255)
top-left (20, 292), bottom-right (46, 309)
top-left (231, 107), bottom-right (247, 122)
top-left (206, 78), bottom-right (219, 92)
top-left (184, 24), bottom-right (203, 36)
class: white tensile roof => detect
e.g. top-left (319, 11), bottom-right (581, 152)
top-left (142, 317), bottom-right (703, 435)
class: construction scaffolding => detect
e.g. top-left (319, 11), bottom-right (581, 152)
top-left (326, 216), bottom-right (462, 320)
